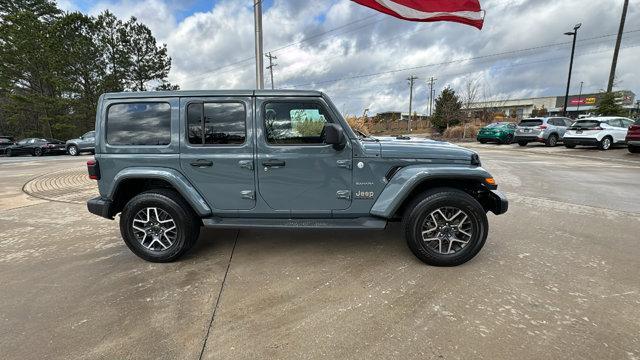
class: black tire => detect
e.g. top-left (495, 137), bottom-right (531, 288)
top-left (565, 144), bottom-right (576, 149)
top-left (598, 136), bottom-right (613, 151)
top-left (402, 188), bottom-right (488, 267)
top-left (119, 189), bottom-right (200, 262)
top-left (479, 139), bottom-right (488, 144)
top-left (501, 134), bottom-right (514, 145)
top-left (5, 148), bottom-right (12, 157)
top-left (629, 145), bottom-right (640, 154)
top-left (33, 147), bottom-right (43, 156)
top-left (545, 134), bottom-right (558, 147)
top-left (67, 145), bottom-right (79, 156)
top-left (518, 141), bottom-right (528, 147)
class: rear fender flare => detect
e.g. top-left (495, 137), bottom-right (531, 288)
top-left (108, 167), bottom-right (211, 217)
top-left (370, 165), bottom-right (493, 219)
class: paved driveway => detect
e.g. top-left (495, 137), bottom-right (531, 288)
top-left (0, 149), bottom-right (639, 360)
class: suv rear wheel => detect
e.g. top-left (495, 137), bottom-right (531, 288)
top-left (518, 141), bottom-right (528, 147)
top-left (628, 144), bottom-right (639, 153)
top-left (545, 134), bottom-right (558, 147)
top-left (120, 189), bottom-right (200, 262)
top-left (402, 188), bottom-right (488, 267)
top-left (598, 136), bottom-right (613, 151)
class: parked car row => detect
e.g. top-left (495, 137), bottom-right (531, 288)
top-left (477, 116), bottom-right (640, 153)
top-left (0, 131), bottom-right (95, 157)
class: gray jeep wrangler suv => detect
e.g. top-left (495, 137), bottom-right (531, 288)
top-left (87, 90), bottom-right (508, 266)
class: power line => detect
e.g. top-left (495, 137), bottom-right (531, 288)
top-left (427, 77), bottom-right (437, 117)
top-left (288, 29), bottom-right (640, 88)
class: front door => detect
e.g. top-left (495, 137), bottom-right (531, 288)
top-left (256, 98), bottom-right (352, 215)
top-left (179, 97), bottom-right (256, 211)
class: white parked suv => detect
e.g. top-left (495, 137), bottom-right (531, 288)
top-left (563, 117), bottom-right (634, 150)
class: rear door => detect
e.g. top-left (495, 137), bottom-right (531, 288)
top-left (255, 97), bottom-right (353, 216)
top-left (610, 119), bottom-right (627, 143)
top-left (79, 131), bottom-right (96, 150)
top-left (179, 97), bottom-right (256, 211)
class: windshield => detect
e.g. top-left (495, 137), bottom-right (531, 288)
top-left (485, 123), bottom-right (504, 128)
top-left (519, 119), bottom-right (543, 127)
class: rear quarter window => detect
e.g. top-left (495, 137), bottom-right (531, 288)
top-left (571, 120), bottom-right (601, 129)
top-left (106, 103), bottom-right (171, 146)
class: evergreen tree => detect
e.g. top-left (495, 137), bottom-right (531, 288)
top-left (126, 18), bottom-right (172, 91)
top-left (595, 92), bottom-right (625, 116)
top-left (432, 87), bottom-right (463, 132)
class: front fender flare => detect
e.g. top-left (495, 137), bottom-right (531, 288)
top-left (108, 167), bottom-right (211, 217)
top-left (370, 165), bottom-right (493, 219)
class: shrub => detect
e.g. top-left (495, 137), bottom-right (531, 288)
top-left (345, 116), bottom-right (371, 135)
top-left (442, 124), bottom-right (481, 140)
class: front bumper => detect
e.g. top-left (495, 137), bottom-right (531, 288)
top-left (487, 190), bottom-right (509, 215)
top-left (87, 196), bottom-right (114, 219)
top-left (563, 137), bottom-right (599, 146)
top-left (626, 140), bottom-right (640, 146)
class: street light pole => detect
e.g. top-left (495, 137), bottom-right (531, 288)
top-left (563, 23), bottom-right (582, 117)
top-left (254, 0), bottom-right (264, 90)
top-left (576, 81), bottom-right (584, 115)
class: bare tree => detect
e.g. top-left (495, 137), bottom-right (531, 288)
top-left (461, 77), bottom-right (480, 138)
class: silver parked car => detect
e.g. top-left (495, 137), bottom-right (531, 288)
top-left (66, 131), bottom-right (95, 156)
top-left (514, 117), bottom-right (573, 147)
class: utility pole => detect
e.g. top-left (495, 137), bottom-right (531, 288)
top-left (265, 52), bottom-right (278, 90)
top-left (576, 81), bottom-right (584, 115)
top-left (253, 0), bottom-right (264, 89)
top-left (428, 77), bottom-right (437, 117)
top-left (608, 0), bottom-right (629, 93)
top-left (563, 23), bottom-right (581, 117)
top-left (407, 76), bottom-right (418, 132)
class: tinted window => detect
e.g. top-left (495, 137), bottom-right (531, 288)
top-left (0, 138), bottom-right (11, 144)
top-left (519, 119), bottom-right (543, 127)
top-left (17, 139), bottom-right (29, 145)
top-left (571, 120), bottom-right (601, 129)
top-left (107, 103), bottom-right (171, 146)
top-left (620, 119), bottom-right (634, 127)
top-left (187, 102), bottom-right (246, 145)
top-left (264, 102), bottom-right (331, 145)
top-left (563, 119), bottom-right (573, 127)
top-left (83, 131), bottom-right (95, 138)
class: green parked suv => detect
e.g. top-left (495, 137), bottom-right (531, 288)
top-left (87, 90), bottom-right (508, 267)
top-left (477, 122), bottom-right (516, 144)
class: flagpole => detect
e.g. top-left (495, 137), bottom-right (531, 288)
top-left (254, 0), bottom-right (264, 90)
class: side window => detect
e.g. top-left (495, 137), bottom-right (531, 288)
top-left (564, 119), bottom-right (573, 127)
top-left (607, 119), bottom-right (623, 128)
top-left (83, 131), bottom-right (95, 139)
top-left (187, 102), bottom-right (246, 145)
top-left (18, 139), bottom-right (28, 145)
top-left (106, 102), bottom-right (171, 146)
top-left (621, 119), bottom-right (633, 127)
top-left (264, 102), bottom-right (331, 145)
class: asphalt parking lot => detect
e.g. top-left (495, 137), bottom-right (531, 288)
top-left (1, 145), bottom-right (639, 360)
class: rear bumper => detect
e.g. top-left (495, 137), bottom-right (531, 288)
top-left (87, 196), bottom-right (113, 219)
top-left (514, 135), bottom-right (544, 143)
top-left (563, 137), bottom-right (599, 146)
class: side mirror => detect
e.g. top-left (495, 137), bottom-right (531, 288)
top-left (323, 123), bottom-right (346, 151)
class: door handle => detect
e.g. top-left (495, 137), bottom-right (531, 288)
top-left (190, 159), bottom-right (213, 168)
top-left (262, 160), bottom-right (286, 168)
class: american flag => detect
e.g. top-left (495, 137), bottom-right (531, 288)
top-left (351, 0), bottom-right (485, 29)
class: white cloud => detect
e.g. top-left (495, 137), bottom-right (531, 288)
top-left (60, 0), bottom-right (640, 114)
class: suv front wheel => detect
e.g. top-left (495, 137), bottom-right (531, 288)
top-left (120, 189), bottom-right (200, 262)
top-left (402, 188), bottom-right (488, 267)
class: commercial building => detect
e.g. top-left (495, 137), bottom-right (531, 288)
top-left (466, 90), bottom-right (637, 120)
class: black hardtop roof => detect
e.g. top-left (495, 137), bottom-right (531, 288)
top-left (102, 90), bottom-right (324, 100)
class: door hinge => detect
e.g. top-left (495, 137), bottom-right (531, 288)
top-left (336, 190), bottom-right (351, 200)
top-left (337, 159), bottom-right (352, 169)
top-left (239, 160), bottom-right (254, 170)
top-left (241, 190), bottom-right (255, 200)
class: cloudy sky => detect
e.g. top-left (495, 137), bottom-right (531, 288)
top-left (57, 0), bottom-right (639, 115)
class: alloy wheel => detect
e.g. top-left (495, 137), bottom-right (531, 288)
top-left (421, 207), bottom-right (473, 255)
top-left (68, 146), bottom-right (77, 156)
top-left (131, 207), bottom-right (178, 251)
top-left (602, 138), bottom-right (611, 150)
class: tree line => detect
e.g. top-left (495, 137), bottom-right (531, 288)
top-left (0, 0), bottom-right (177, 140)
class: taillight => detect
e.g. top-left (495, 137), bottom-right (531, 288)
top-left (87, 159), bottom-right (100, 180)
top-left (538, 125), bottom-right (548, 130)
